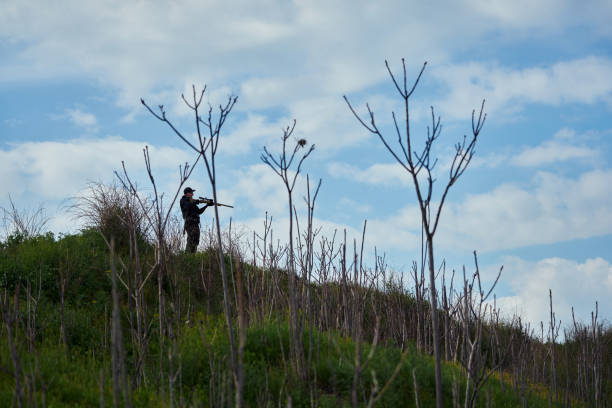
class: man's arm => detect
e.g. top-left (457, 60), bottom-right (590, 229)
top-left (197, 203), bottom-right (208, 214)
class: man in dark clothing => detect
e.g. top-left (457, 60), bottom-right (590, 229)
top-left (180, 187), bottom-right (210, 253)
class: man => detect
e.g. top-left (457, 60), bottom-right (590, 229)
top-left (180, 187), bottom-right (210, 253)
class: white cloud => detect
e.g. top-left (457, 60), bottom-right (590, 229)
top-left (511, 128), bottom-right (601, 167)
top-left (327, 162), bottom-right (410, 187)
top-left (1, 1), bottom-right (610, 162)
top-left (285, 96), bottom-right (373, 153)
top-left (465, 128), bottom-right (602, 170)
top-left (218, 163), bottom-right (290, 215)
top-left (0, 137), bottom-right (193, 200)
top-left (221, 114), bottom-right (290, 156)
top-left (44, 207), bottom-right (85, 237)
top-left (438, 169), bottom-right (612, 252)
top-left (49, 108), bottom-right (98, 130)
top-left (494, 256), bottom-right (612, 332)
top-left (357, 168), bottom-right (612, 253)
top-left (512, 140), bottom-right (597, 167)
top-left (4, 0), bottom-right (609, 117)
top-left (217, 92), bottom-right (377, 157)
top-left (239, 76), bottom-right (315, 111)
top-left (217, 162), bottom-right (320, 218)
top-left (465, 0), bottom-right (612, 33)
top-left (331, 128), bottom-right (603, 185)
top-left (65, 108), bottom-right (97, 127)
top-left (215, 162), bottom-right (373, 254)
top-left (337, 197), bottom-right (372, 214)
top-left (0, 138), bottom-right (329, 238)
top-left (367, 207), bottom-right (422, 252)
top-left (431, 57), bottom-right (612, 119)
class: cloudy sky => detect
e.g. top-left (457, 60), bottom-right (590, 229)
top-left (1, 0), bottom-right (611, 331)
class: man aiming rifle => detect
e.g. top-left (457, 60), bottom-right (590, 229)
top-left (180, 187), bottom-right (233, 253)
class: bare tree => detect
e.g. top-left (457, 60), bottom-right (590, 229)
top-left (547, 289), bottom-right (561, 403)
top-left (458, 252), bottom-right (506, 408)
top-left (114, 146), bottom-right (201, 389)
top-left (141, 85), bottom-right (243, 407)
top-left (0, 285), bottom-right (23, 408)
top-left (261, 121), bottom-right (314, 379)
top-left (344, 59), bottom-right (486, 407)
top-left (110, 238), bottom-right (131, 408)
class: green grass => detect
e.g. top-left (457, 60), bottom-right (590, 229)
top-left (1, 318), bottom-right (571, 407)
top-left (0, 231), bottom-right (595, 406)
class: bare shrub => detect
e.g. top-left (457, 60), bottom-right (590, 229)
top-left (71, 181), bottom-right (149, 249)
top-left (1, 195), bottom-right (50, 239)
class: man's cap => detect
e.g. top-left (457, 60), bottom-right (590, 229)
top-left (184, 187), bottom-right (196, 194)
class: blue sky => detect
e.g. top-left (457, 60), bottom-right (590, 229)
top-left (1, 0), bottom-right (611, 330)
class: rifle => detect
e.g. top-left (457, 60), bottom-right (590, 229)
top-left (196, 197), bottom-right (234, 208)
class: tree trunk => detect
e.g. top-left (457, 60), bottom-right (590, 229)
top-left (427, 235), bottom-right (443, 407)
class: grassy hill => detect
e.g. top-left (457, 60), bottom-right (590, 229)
top-left (0, 229), bottom-right (609, 406)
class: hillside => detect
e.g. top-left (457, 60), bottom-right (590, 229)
top-left (1, 229), bottom-right (609, 407)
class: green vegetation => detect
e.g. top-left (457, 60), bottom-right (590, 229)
top-left (1, 230), bottom-right (607, 407)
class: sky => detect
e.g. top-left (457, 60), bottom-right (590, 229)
top-left (1, 0), bottom-right (611, 333)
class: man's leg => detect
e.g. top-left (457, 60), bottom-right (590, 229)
top-left (193, 225), bottom-right (200, 251)
top-left (186, 223), bottom-right (200, 253)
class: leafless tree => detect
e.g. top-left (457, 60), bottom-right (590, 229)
top-left (261, 121), bottom-right (314, 379)
top-left (570, 302), bottom-right (606, 406)
top-left (109, 238), bottom-right (131, 408)
top-left (58, 261), bottom-right (68, 353)
top-left (0, 285), bottom-right (23, 407)
top-left (344, 59), bottom-right (486, 407)
top-left (141, 85), bottom-right (243, 406)
top-left (115, 145), bottom-right (201, 389)
top-left (547, 289), bottom-right (561, 402)
top-left (294, 175), bottom-right (322, 379)
top-left (458, 252), bottom-right (506, 408)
